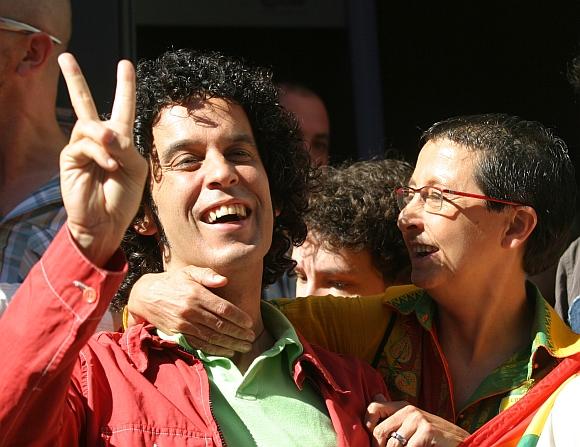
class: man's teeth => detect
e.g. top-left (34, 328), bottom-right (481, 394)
top-left (413, 244), bottom-right (437, 255)
top-left (208, 204), bottom-right (247, 223)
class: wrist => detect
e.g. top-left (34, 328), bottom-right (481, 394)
top-left (126, 277), bottom-right (151, 327)
top-left (67, 221), bottom-right (120, 267)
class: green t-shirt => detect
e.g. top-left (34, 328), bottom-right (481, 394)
top-left (160, 301), bottom-right (336, 447)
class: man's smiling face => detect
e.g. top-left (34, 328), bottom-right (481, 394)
top-left (146, 98), bottom-right (274, 275)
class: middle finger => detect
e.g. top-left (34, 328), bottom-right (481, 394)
top-left (110, 60), bottom-right (136, 135)
top-left (58, 53), bottom-right (99, 121)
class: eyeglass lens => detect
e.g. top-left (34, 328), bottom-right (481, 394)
top-left (396, 187), bottom-right (443, 211)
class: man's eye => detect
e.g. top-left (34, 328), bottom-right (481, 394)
top-left (173, 156), bottom-right (201, 169)
top-left (228, 149), bottom-right (253, 162)
top-left (329, 281), bottom-right (347, 289)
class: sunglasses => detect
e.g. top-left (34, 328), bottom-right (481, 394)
top-left (0, 16), bottom-right (61, 45)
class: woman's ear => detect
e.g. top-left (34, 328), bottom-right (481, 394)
top-left (502, 206), bottom-right (537, 249)
top-left (133, 206), bottom-right (158, 236)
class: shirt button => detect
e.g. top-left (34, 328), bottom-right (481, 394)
top-left (73, 280), bottom-right (97, 303)
top-left (83, 287), bottom-right (97, 303)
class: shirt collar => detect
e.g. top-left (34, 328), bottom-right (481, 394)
top-left (383, 282), bottom-right (580, 357)
top-left (527, 281), bottom-right (580, 359)
top-left (1, 175), bottom-right (61, 222)
top-left (383, 285), bottom-right (435, 331)
top-left (159, 300), bottom-right (304, 374)
top-left (383, 281), bottom-right (580, 407)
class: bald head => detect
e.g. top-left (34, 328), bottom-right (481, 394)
top-left (0, 0), bottom-right (72, 46)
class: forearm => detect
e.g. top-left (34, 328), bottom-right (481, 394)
top-left (0, 227), bottom-right (126, 445)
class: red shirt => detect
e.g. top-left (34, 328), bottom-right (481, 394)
top-left (0, 227), bottom-right (388, 446)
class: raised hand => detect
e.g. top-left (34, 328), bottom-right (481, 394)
top-left (58, 53), bottom-right (147, 266)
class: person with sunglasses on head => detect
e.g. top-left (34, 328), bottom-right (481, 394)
top-left (126, 113), bottom-right (580, 446)
top-left (0, 0), bottom-right (71, 313)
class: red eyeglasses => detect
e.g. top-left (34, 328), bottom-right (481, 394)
top-left (395, 185), bottom-right (525, 212)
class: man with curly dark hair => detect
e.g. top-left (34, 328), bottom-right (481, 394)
top-left (110, 49), bottom-right (390, 445)
top-left (114, 49), bottom-right (311, 305)
top-left (0, 50), bottom-right (390, 446)
top-left (292, 159), bottom-right (412, 297)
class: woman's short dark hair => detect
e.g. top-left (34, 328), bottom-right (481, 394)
top-left (422, 113), bottom-right (577, 275)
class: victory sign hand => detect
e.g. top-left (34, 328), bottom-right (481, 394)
top-left (58, 53), bottom-right (147, 266)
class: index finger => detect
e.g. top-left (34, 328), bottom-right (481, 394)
top-left (58, 53), bottom-right (99, 121)
top-left (110, 60), bottom-right (136, 134)
top-left (365, 400), bottom-right (408, 430)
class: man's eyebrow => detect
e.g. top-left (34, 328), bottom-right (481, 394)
top-left (228, 133), bottom-right (257, 147)
top-left (317, 266), bottom-right (356, 276)
top-left (158, 139), bottom-right (200, 163)
top-left (158, 133), bottom-right (257, 164)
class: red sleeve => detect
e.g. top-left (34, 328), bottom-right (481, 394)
top-left (0, 226), bottom-right (126, 446)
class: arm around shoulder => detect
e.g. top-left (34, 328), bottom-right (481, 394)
top-left (275, 292), bottom-right (395, 363)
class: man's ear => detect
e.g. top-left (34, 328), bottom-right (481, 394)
top-left (16, 34), bottom-right (53, 76)
top-left (502, 206), bottom-right (537, 249)
top-left (133, 206), bottom-right (158, 236)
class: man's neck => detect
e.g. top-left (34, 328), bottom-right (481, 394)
top-left (232, 326), bottom-right (275, 374)
top-left (0, 109), bottom-right (66, 215)
top-left (206, 262), bottom-right (274, 373)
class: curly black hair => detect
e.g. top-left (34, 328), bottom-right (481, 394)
top-left (113, 49), bottom-right (312, 310)
top-left (304, 159), bottom-right (413, 284)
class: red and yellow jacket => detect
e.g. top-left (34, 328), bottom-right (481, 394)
top-left (277, 283), bottom-right (580, 433)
